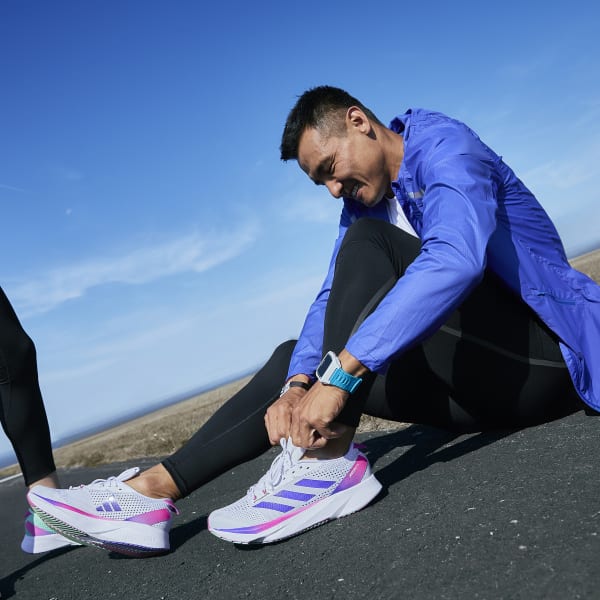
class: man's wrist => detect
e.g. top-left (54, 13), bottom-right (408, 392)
top-left (286, 374), bottom-right (313, 385)
top-left (338, 349), bottom-right (369, 378)
top-left (280, 374), bottom-right (313, 397)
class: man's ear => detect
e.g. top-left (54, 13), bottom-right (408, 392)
top-left (346, 106), bottom-right (371, 134)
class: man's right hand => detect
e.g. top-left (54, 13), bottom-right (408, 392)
top-left (264, 385), bottom-right (308, 445)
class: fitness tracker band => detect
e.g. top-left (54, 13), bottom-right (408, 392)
top-left (315, 351), bottom-right (362, 394)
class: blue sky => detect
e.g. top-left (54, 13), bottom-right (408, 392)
top-left (1, 0), bottom-right (599, 465)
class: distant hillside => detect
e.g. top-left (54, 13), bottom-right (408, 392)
top-left (570, 248), bottom-right (600, 283)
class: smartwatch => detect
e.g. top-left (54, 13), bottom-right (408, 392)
top-left (316, 351), bottom-right (362, 394)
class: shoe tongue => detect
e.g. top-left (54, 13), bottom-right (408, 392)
top-left (116, 467), bottom-right (140, 482)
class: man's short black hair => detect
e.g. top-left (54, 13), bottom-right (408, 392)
top-left (280, 85), bottom-right (382, 161)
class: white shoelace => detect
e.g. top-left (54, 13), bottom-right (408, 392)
top-left (70, 467), bottom-right (140, 490)
top-left (248, 438), bottom-right (303, 502)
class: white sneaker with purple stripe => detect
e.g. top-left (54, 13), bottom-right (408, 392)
top-left (26, 467), bottom-right (178, 557)
top-left (208, 438), bottom-right (382, 544)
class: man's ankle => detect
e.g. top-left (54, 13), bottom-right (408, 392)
top-left (28, 471), bottom-right (60, 490)
top-left (128, 464), bottom-right (181, 501)
top-left (303, 429), bottom-right (356, 460)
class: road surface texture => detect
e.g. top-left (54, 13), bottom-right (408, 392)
top-left (2, 410), bottom-right (599, 599)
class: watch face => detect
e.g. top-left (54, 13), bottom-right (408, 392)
top-left (316, 353), bottom-right (334, 379)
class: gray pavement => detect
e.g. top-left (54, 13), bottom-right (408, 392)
top-left (1, 410), bottom-right (599, 600)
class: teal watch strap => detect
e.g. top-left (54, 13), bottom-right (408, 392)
top-left (329, 368), bottom-right (362, 393)
top-left (316, 351), bottom-right (363, 394)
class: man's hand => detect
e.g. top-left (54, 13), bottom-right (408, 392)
top-left (264, 385), bottom-right (308, 445)
top-left (290, 382), bottom-right (350, 449)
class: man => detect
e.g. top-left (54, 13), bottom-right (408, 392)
top-left (27, 86), bottom-right (599, 552)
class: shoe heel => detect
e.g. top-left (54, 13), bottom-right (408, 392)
top-left (337, 474), bottom-right (382, 517)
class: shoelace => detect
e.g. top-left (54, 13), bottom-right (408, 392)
top-left (70, 467), bottom-right (140, 490)
top-left (248, 438), bottom-right (303, 502)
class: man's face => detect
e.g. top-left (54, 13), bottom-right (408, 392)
top-left (297, 111), bottom-right (391, 207)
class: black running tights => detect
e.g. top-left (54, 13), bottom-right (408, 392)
top-left (0, 287), bottom-right (56, 485)
top-left (162, 219), bottom-right (581, 498)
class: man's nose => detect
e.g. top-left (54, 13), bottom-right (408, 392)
top-left (326, 180), bottom-right (343, 198)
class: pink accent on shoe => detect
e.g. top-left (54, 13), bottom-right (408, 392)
top-left (333, 455), bottom-right (368, 493)
top-left (126, 503), bottom-right (177, 525)
top-left (210, 500), bottom-right (315, 535)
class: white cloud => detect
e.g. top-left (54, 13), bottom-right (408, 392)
top-left (281, 189), bottom-right (341, 224)
top-left (50, 166), bottom-right (84, 182)
top-left (0, 183), bottom-right (26, 193)
top-left (522, 155), bottom-right (597, 193)
top-left (243, 272), bottom-right (323, 312)
top-left (520, 134), bottom-right (600, 197)
top-left (571, 100), bottom-right (600, 129)
top-left (10, 223), bottom-right (259, 317)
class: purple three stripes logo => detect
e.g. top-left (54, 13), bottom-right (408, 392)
top-left (96, 500), bottom-right (122, 512)
top-left (254, 478), bottom-right (335, 513)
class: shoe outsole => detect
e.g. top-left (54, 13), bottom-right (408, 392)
top-left (21, 532), bottom-right (77, 554)
top-left (29, 506), bottom-right (168, 557)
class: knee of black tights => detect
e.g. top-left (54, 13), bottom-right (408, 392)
top-left (341, 218), bottom-right (386, 246)
top-left (339, 218), bottom-right (420, 262)
top-left (270, 340), bottom-right (298, 363)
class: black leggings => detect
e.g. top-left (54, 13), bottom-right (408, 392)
top-left (163, 219), bottom-right (582, 497)
top-left (0, 287), bottom-right (56, 485)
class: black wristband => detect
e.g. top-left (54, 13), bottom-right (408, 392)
top-left (279, 380), bottom-right (311, 397)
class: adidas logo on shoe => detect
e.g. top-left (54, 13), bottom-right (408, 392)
top-left (96, 501), bottom-right (122, 512)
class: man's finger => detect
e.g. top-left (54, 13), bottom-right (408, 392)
top-left (291, 419), bottom-right (313, 449)
top-left (265, 412), bottom-right (284, 446)
top-left (316, 420), bottom-right (349, 441)
top-left (306, 433), bottom-right (327, 449)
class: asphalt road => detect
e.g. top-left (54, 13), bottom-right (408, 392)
top-left (2, 410), bottom-right (599, 600)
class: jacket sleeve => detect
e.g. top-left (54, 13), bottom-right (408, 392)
top-left (345, 122), bottom-right (501, 372)
top-left (286, 206), bottom-right (353, 379)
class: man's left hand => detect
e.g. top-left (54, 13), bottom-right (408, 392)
top-left (290, 382), bottom-right (350, 449)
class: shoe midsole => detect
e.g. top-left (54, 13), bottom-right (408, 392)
top-left (211, 473), bottom-right (382, 543)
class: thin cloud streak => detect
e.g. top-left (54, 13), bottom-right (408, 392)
top-left (49, 166), bottom-right (85, 182)
top-left (10, 224), bottom-right (259, 317)
top-left (281, 190), bottom-right (341, 225)
top-left (522, 139), bottom-right (600, 198)
top-left (0, 183), bottom-right (26, 193)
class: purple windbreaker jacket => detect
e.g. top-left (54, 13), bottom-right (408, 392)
top-left (287, 108), bottom-right (600, 410)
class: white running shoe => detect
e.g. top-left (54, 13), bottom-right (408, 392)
top-left (27, 467), bottom-right (178, 557)
top-left (208, 438), bottom-right (382, 544)
top-left (21, 508), bottom-right (80, 554)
